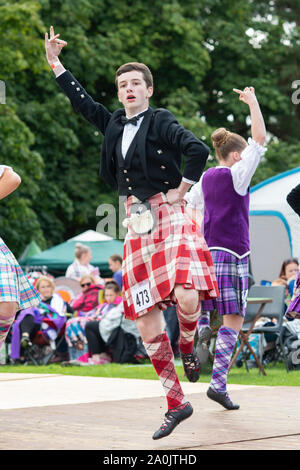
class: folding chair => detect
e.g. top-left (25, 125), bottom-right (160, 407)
top-left (229, 285), bottom-right (286, 375)
top-left (24, 318), bottom-right (66, 366)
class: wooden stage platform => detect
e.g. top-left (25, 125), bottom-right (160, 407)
top-left (0, 373), bottom-right (299, 450)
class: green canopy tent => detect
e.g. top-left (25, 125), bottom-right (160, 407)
top-left (18, 240), bottom-right (42, 264)
top-left (21, 231), bottom-right (124, 277)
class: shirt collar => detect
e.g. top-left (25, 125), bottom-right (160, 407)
top-left (125, 107), bottom-right (149, 119)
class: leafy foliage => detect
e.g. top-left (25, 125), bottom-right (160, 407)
top-left (0, 0), bottom-right (298, 255)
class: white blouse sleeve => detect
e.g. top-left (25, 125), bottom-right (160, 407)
top-left (184, 173), bottom-right (205, 212)
top-left (0, 165), bottom-right (12, 178)
top-left (230, 138), bottom-right (267, 196)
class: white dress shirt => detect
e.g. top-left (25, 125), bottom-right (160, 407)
top-left (121, 108), bottom-right (148, 158)
top-left (185, 137), bottom-right (267, 212)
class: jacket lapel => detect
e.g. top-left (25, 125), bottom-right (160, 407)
top-left (136, 107), bottom-right (153, 179)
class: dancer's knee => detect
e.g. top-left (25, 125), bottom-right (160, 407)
top-left (0, 301), bottom-right (18, 318)
top-left (175, 286), bottom-right (199, 314)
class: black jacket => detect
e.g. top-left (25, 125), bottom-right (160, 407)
top-left (56, 71), bottom-right (210, 194)
top-left (287, 183), bottom-right (300, 217)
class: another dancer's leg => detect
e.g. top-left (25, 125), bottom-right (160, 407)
top-left (207, 314), bottom-right (243, 410)
top-left (0, 301), bottom-right (18, 349)
top-left (174, 285), bottom-right (201, 382)
top-left (196, 310), bottom-right (212, 364)
top-left (137, 306), bottom-right (193, 440)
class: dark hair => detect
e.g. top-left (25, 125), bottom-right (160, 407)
top-left (279, 258), bottom-right (299, 279)
top-left (104, 280), bottom-right (120, 294)
top-left (115, 62), bottom-right (153, 89)
top-left (109, 254), bottom-right (122, 264)
top-left (211, 127), bottom-right (247, 162)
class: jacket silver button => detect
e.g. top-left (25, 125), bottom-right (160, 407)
top-left (81, 94), bottom-right (85, 98)
top-left (160, 165), bottom-right (166, 170)
top-left (76, 87), bottom-right (80, 91)
top-left (128, 186), bottom-right (132, 190)
top-left (126, 178), bottom-right (130, 182)
top-left (164, 181), bottom-right (169, 185)
top-left (71, 81), bottom-right (75, 85)
top-left (123, 169), bottom-right (128, 174)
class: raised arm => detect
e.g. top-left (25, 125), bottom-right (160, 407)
top-left (45, 25), bottom-right (67, 77)
top-left (233, 87), bottom-right (266, 145)
top-left (45, 26), bottom-right (111, 134)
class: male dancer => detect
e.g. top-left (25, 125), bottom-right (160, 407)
top-left (45, 26), bottom-right (218, 439)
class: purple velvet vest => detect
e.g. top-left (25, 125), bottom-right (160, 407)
top-left (202, 167), bottom-right (250, 256)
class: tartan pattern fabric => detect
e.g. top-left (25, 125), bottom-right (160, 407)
top-left (210, 326), bottom-right (238, 393)
top-left (177, 300), bottom-right (201, 354)
top-left (0, 239), bottom-right (40, 310)
top-left (122, 192), bottom-right (219, 320)
top-left (143, 332), bottom-right (187, 410)
top-left (202, 250), bottom-right (249, 316)
top-left (0, 312), bottom-right (15, 349)
top-left (286, 271), bottom-right (300, 319)
top-left (197, 311), bottom-right (210, 334)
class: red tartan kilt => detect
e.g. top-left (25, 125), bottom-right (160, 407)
top-left (122, 192), bottom-right (219, 320)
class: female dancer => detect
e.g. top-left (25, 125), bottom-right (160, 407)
top-left (186, 86), bottom-right (266, 409)
top-left (0, 165), bottom-right (40, 353)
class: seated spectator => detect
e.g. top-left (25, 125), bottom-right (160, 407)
top-left (64, 274), bottom-right (104, 359)
top-left (71, 274), bottom-right (104, 314)
top-left (10, 275), bottom-right (72, 361)
top-left (108, 254), bottom-right (123, 289)
top-left (278, 257), bottom-right (299, 284)
top-left (85, 299), bottom-right (141, 366)
top-left (65, 243), bottom-right (103, 283)
top-left (65, 280), bottom-right (122, 362)
top-left (275, 258), bottom-right (299, 307)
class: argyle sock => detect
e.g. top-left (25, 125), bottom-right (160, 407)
top-left (197, 311), bottom-right (210, 335)
top-left (0, 311), bottom-right (16, 350)
top-left (143, 332), bottom-right (188, 410)
top-left (176, 300), bottom-right (201, 354)
top-left (210, 325), bottom-right (238, 393)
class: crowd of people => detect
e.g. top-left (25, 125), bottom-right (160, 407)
top-left (2, 245), bottom-right (299, 372)
top-left (0, 248), bottom-right (140, 367)
top-left (0, 28), bottom-right (298, 442)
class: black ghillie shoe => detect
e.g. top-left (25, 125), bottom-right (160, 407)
top-left (207, 387), bottom-right (240, 410)
top-left (180, 348), bottom-right (201, 382)
top-left (196, 326), bottom-right (212, 364)
top-left (152, 402), bottom-right (193, 440)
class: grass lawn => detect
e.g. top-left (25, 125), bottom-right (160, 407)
top-left (1, 360), bottom-right (299, 387)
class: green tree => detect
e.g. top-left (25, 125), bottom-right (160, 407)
top-left (1, 0), bottom-right (299, 255)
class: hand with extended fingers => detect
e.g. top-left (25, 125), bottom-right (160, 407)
top-left (45, 25), bottom-right (67, 65)
top-left (233, 86), bottom-right (257, 106)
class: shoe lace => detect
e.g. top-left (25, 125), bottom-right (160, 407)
top-left (183, 353), bottom-right (199, 370)
top-left (160, 412), bottom-right (173, 430)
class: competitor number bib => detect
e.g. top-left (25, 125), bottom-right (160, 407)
top-left (131, 280), bottom-right (154, 313)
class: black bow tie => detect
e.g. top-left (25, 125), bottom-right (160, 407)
top-left (120, 110), bottom-right (148, 126)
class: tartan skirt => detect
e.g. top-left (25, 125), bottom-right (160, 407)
top-left (122, 192), bottom-right (219, 320)
top-left (0, 238), bottom-right (40, 310)
top-left (202, 250), bottom-right (249, 317)
top-left (286, 271), bottom-right (300, 320)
